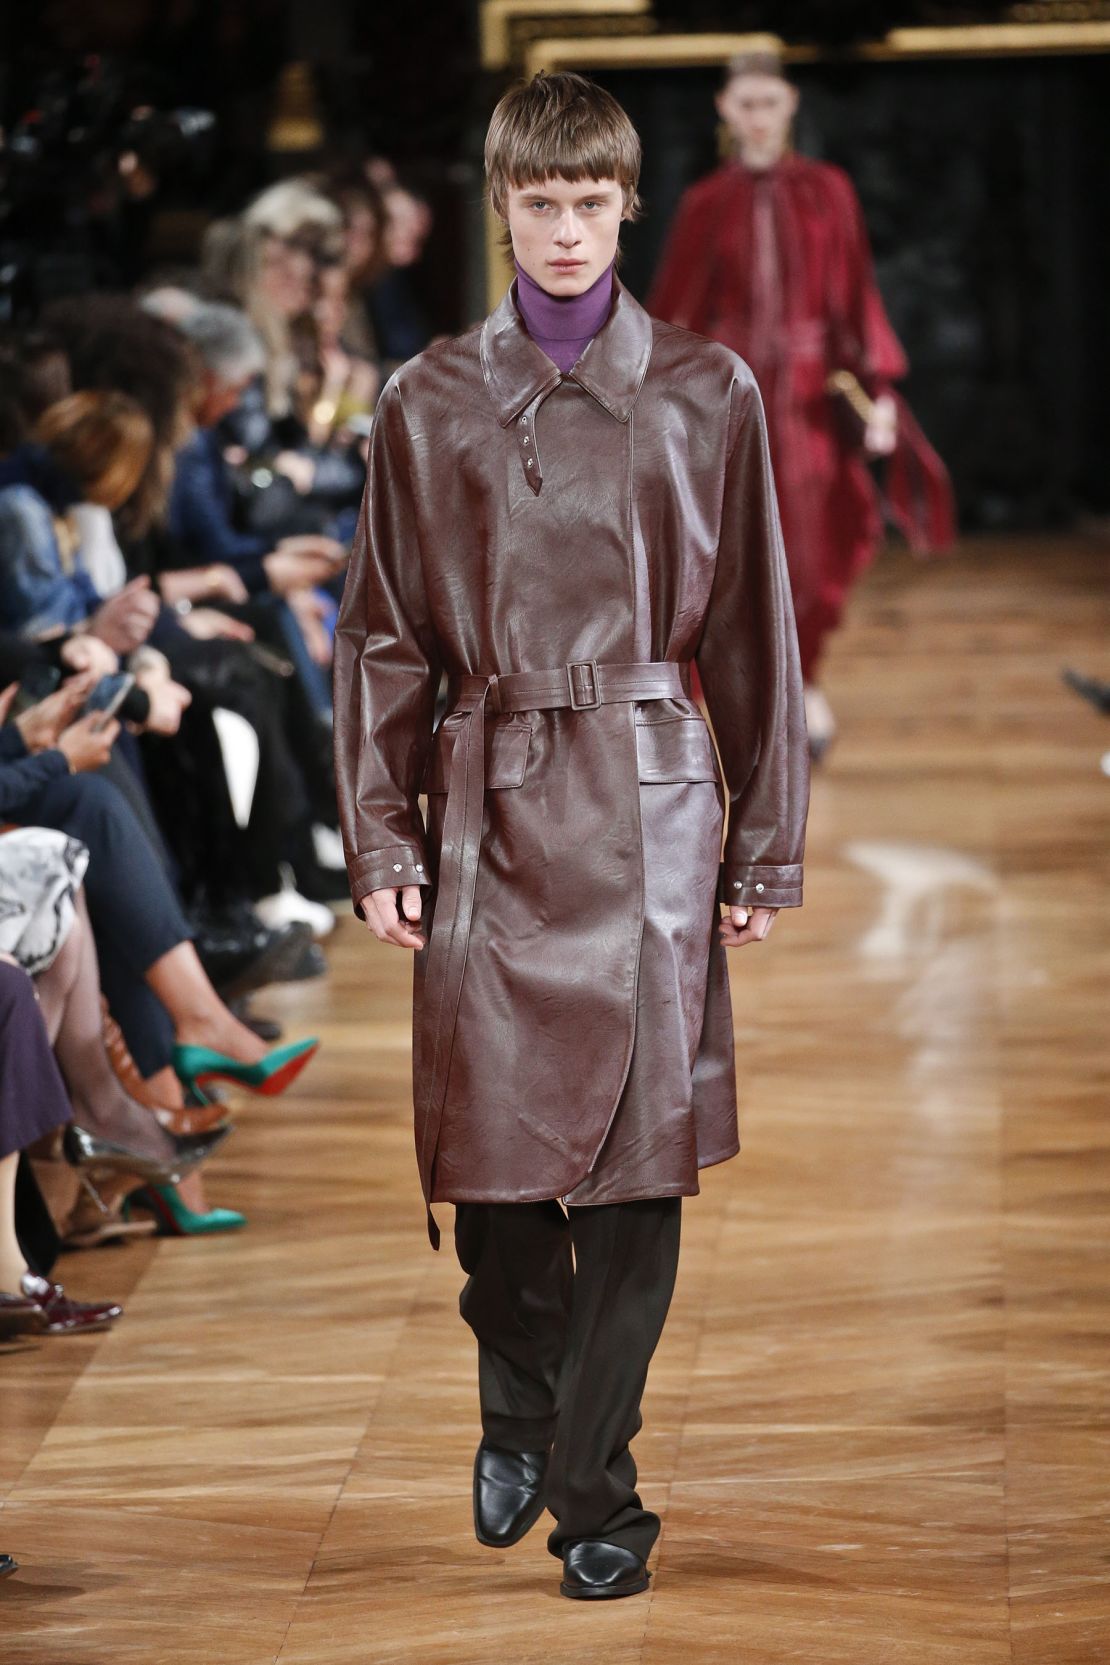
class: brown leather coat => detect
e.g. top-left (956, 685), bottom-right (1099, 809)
top-left (334, 279), bottom-right (808, 1243)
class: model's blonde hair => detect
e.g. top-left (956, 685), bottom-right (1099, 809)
top-left (485, 72), bottom-right (642, 221)
top-left (724, 50), bottom-right (789, 86)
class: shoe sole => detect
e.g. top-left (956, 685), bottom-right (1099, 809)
top-left (0, 1310), bottom-right (48, 1340)
top-left (559, 1574), bottom-right (651, 1600)
top-left (193, 1043), bottom-right (319, 1102)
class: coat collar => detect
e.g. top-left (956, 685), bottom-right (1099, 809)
top-left (480, 275), bottom-right (654, 427)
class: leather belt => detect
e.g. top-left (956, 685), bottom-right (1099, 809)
top-left (418, 659), bottom-right (690, 1248)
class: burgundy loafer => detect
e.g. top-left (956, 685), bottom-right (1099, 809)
top-left (0, 1293), bottom-right (47, 1340)
top-left (20, 1274), bottom-right (122, 1335)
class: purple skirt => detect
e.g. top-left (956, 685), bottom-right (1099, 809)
top-left (0, 961), bottom-right (72, 1160)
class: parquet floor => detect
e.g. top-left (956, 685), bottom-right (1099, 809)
top-left (1, 534), bottom-right (1107, 1663)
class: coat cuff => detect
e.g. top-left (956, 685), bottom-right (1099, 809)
top-left (346, 845), bottom-right (430, 916)
top-left (719, 862), bottom-right (803, 910)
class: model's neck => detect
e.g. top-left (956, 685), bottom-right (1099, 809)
top-left (514, 261), bottom-right (615, 373)
top-left (738, 143), bottom-right (789, 172)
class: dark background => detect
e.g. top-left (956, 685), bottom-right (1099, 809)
top-left (2, 0), bottom-right (1107, 528)
top-left (600, 52), bottom-right (1110, 529)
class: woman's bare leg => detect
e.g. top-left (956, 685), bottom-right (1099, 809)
top-left (0, 1152), bottom-right (29, 1293)
top-left (173, 1171), bottom-right (210, 1214)
top-left (145, 944), bottom-right (266, 1064)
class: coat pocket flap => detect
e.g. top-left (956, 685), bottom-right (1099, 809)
top-left (423, 720), bottom-right (532, 793)
top-left (635, 718), bottom-right (719, 784)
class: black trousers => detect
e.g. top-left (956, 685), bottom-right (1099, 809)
top-left (454, 1196), bottom-right (681, 1563)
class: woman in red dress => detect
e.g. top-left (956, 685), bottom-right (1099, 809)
top-left (649, 51), bottom-right (953, 758)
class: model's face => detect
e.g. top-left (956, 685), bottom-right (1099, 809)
top-left (716, 74), bottom-right (798, 167)
top-left (505, 176), bottom-right (626, 296)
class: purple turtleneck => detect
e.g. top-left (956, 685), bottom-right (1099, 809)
top-left (514, 260), bottom-right (615, 373)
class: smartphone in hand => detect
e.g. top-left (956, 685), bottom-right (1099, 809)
top-left (84, 672), bottom-right (135, 729)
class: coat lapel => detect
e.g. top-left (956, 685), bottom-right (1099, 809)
top-left (480, 277), bottom-right (654, 428)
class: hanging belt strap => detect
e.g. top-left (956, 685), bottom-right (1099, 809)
top-left (418, 659), bottom-right (690, 1248)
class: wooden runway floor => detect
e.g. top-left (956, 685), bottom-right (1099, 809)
top-left (2, 534), bottom-right (1108, 1664)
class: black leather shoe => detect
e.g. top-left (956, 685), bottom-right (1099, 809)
top-left (0, 1553), bottom-right (17, 1579)
top-left (560, 1540), bottom-right (650, 1601)
top-left (473, 1440), bottom-right (548, 1548)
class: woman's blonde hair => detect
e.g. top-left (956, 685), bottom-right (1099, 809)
top-left (485, 72), bottom-right (642, 221)
top-left (34, 391), bottom-right (154, 511)
top-left (203, 179), bottom-right (343, 417)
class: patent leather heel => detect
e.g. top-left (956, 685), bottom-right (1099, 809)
top-left (62, 1121), bottom-right (231, 1190)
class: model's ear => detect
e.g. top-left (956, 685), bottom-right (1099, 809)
top-left (785, 84), bottom-right (800, 117)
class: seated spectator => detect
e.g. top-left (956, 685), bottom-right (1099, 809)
top-left (0, 960), bottom-right (124, 1337)
top-left (0, 327), bottom-right (73, 454)
top-left (367, 183), bottom-right (434, 371)
top-left (166, 301), bottom-right (346, 600)
top-left (202, 180), bottom-right (366, 518)
top-left (35, 297), bottom-right (342, 932)
top-left (327, 171), bottom-right (388, 368)
top-left (0, 677), bottom-right (320, 1233)
top-left (0, 390), bottom-right (158, 643)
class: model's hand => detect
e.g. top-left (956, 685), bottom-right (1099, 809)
top-left (360, 885), bottom-right (425, 949)
top-left (718, 905), bottom-right (778, 947)
top-left (864, 393), bottom-right (897, 457)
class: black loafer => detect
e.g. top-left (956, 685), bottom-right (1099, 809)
top-left (473, 1439), bottom-right (548, 1548)
top-left (560, 1540), bottom-right (650, 1600)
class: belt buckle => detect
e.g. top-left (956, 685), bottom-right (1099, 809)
top-left (567, 660), bottom-right (600, 711)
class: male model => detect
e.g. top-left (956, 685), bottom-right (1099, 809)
top-left (334, 70), bottom-right (808, 1601)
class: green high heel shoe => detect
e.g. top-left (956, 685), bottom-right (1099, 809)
top-left (173, 1037), bottom-right (319, 1104)
top-left (123, 1184), bottom-right (247, 1237)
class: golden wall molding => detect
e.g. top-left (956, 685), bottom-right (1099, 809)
top-left (523, 20), bottom-right (1110, 75)
top-left (481, 0), bottom-right (651, 71)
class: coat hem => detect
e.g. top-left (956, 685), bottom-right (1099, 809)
top-left (432, 1182), bottom-right (702, 1207)
top-left (431, 1139), bottom-right (741, 1207)
top-left (696, 1139), bottom-right (741, 1170)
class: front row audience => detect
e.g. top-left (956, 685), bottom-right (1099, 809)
top-left (0, 169), bottom-right (401, 1350)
